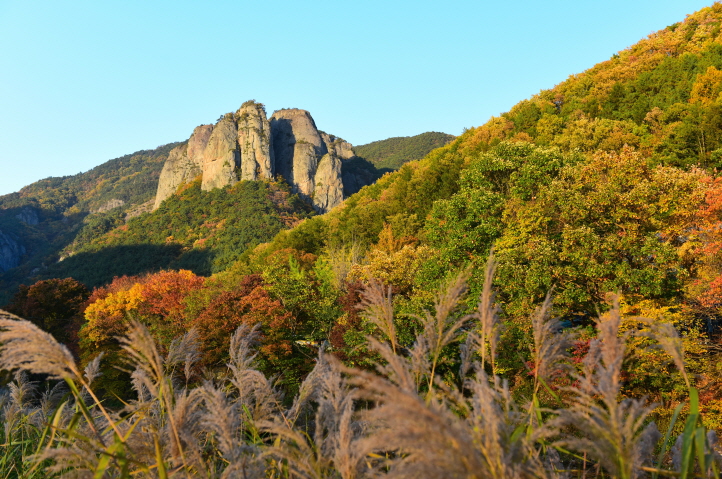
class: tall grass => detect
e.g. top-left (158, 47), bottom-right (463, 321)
top-left (0, 259), bottom-right (720, 478)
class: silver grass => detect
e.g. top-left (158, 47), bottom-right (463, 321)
top-left (313, 354), bottom-right (369, 479)
top-left (167, 328), bottom-right (201, 384)
top-left (38, 381), bottom-right (68, 421)
top-left (119, 320), bottom-right (166, 389)
top-left (36, 445), bottom-right (98, 479)
top-left (551, 301), bottom-right (658, 479)
top-left (2, 372), bottom-right (38, 444)
top-left (359, 280), bottom-right (398, 353)
top-left (643, 320), bottom-right (690, 389)
top-left (475, 255), bottom-right (502, 373)
top-left (201, 381), bottom-right (242, 463)
top-left (0, 313), bottom-right (81, 380)
top-left (416, 270), bottom-right (472, 395)
top-left (83, 352), bottom-right (104, 386)
top-left (130, 368), bottom-right (158, 402)
top-left (465, 370), bottom-right (548, 478)
top-left (262, 421), bottom-right (333, 479)
top-left (343, 359), bottom-right (484, 478)
top-left (227, 323), bottom-right (283, 422)
top-left (165, 388), bottom-right (206, 472)
top-left (531, 292), bottom-right (574, 392)
top-left (202, 331), bottom-right (269, 474)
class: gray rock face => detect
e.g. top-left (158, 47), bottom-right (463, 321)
top-left (154, 124), bottom-right (212, 209)
top-left (93, 199), bottom-right (125, 213)
top-left (270, 109), bottom-right (328, 199)
top-left (202, 116), bottom-right (240, 191)
top-left (15, 206), bottom-right (39, 225)
top-left (187, 124), bottom-right (214, 164)
top-left (313, 153), bottom-right (344, 212)
top-left (0, 229), bottom-right (25, 272)
top-left (237, 101), bottom-right (274, 181)
top-left (321, 132), bottom-right (355, 160)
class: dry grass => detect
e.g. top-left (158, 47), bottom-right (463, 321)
top-left (0, 267), bottom-right (717, 478)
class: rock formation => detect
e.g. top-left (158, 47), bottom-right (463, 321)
top-left (201, 115), bottom-right (240, 191)
top-left (154, 124), bottom-right (213, 209)
top-left (14, 206), bottom-right (39, 225)
top-left (313, 153), bottom-right (344, 212)
top-left (237, 101), bottom-right (274, 180)
top-left (270, 109), bottom-right (326, 199)
top-left (321, 132), bottom-right (354, 160)
top-left (0, 229), bottom-right (25, 272)
top-left (153, 101), bottom-right (371, 213)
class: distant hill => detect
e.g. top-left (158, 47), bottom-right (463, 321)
top-left (353, 132), bottom-right (455, 171)
top-left (0, 144), bottom-right (178, 302)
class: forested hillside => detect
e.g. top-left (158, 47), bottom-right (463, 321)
top-left (353, 131), bottom-right (455, 170)
top-left (6, 4), bottom-right (722, 477)
top-left (0, 143), bottom-right (179, 302)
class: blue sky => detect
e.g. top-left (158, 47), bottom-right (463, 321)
top-left (0, 0), bottom-right (715, 195)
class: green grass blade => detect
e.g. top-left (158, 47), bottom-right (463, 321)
top-left (680, 388), bottom-right (700, 479)
top-left (654, 402), bottom-right (684, 479)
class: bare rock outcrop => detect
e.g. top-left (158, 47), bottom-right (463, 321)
top-left (93, 199), bottom-right (125, 213)
top-left (237, 101), bottom-right (274, 180)
top-left (0, 229), bottom-right (25, 272)
top-left (154, 102), bottom-right (360, 214)
top-left (154, 124), bottom-right (213, 208)
top-left (271, 109), bottom-right (327, 199)
top-left (313, 153), bottom-right (344, 212)
top-left (202, 116), bottom-right (240, 191)
top-left (14, 206), bottom-right (39, 225)
top-left (321, 132), bottom-right (354, 160)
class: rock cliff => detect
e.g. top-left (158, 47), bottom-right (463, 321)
top-left (154, 101), bottom-right (371, 213)
top-left (237, 101), bottom-right (274, 181)
top-left (201, 115), bottom-right (240, 191)
top-left (154, 124), bottom-right (213, 209)
top-left (270, 109), bottom-right (327, 200)
top-left (0, 229), bottom-right (25, 272)
top-left (313, 153), bottom-right (344, 212)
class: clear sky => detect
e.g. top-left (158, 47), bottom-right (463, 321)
top-left (0, 0), bottom-right (715, 196)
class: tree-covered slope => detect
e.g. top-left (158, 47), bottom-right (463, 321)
top-left (0, 143), bottom-right (179, 302)
top-left (42, 179), bottom-right (313, 288)
top-left (353, 132), bottom-right (455, 171)
top-left (239, 2), bottom-right (722, 323)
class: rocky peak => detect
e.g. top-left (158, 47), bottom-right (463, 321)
top-left (153, 124), bottom-right (213, 209)
top-left (187, 124), bottom-right (214, 164)
top-left (201, 115), bottom-right (240, 191)
top-left (236, 101), bottom-right (274, 181)
top-left (321, 132), bottom-right (354, 160)
top-left (313, 153), bottom-right (344, 212)
top-left (154, 101), bottom-right (367, 214)
top-left (270, 109), bottom-right (328, 199)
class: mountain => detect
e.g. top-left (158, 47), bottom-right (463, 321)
top-left (353, 132), bottom-right (456, 171)
top-left (0, 99), bottom-right (453, 302)
top-left (153, 103), bottom-right (359, 214)
top-left (0, 144), bottom-right (178, 302)
top-left (240, 2), bottom-right (722, 322)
